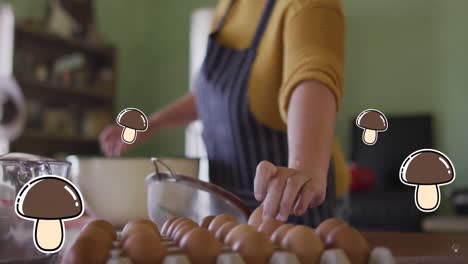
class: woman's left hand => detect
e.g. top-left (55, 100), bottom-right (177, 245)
top-left (254, 160), bottom-right (327, 222)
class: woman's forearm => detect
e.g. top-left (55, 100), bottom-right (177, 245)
top-left (147, 92), bottom-right (198, 133)
top-left (287, 80), bottom-right (337, 180)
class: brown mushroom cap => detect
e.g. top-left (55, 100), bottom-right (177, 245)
top-left (356, 110), bottom-right (388, 131)
top-left (16, 176), bottom-right (83, 219)
top-left (400, 150), bottom-right (454, 185)
top-left (116, 108), bottom-right (148, 131)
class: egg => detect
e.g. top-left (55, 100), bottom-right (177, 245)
top-left (78, 225), bottom-right (114, 245)
top-left (224, 224), bottom-right (256, 246)
top-left (232, 231), bottom-right (274, 264)
top-left (180, 227), bottom-right (222, 264)
top-left (161, 217), bottom-right (177, 235)
top-left (248, 205), bottom-right (263, 228)
top-left (123, 232), bottom-right (166, 264)
top-left (121, 221), bottom-right (160, 242)
top-left (173, 221), bottom-right (199, 244)
top-left (123, 219), bottom-right (160, 234)
top-left (281, 225), bottom-right (324, 264)
top-left (270, 224), bottom-right (294, 245)
top-left (315, 217), bottom-right (348, 242)
top-left (214, 221), bottom-right (237, 242)
top-left (208, 214), bottom-right (237, 234)
top-left (64, 229), bottom-right (113, 264)
top-left (257, 218), bottom-right (283, 237)
top-left (200, 215), bottom-right (216, 229)
top-left (135, 219), bottom-right (160, 233)
top-left (63, 238), bottom-right (107, 264)
top-left (167, 218), bottom-right (191, 238)
top-left (82, 219), bottom-right (116, 240)
top-left (325, 225), bottom-right (370, 264)
top-left (171, 219), bottom-right (197, 239)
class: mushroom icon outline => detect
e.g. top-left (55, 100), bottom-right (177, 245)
top-left (116, 107), bottom-right (148, 144)
top-left (356, 109), bottom-right (388, 145)
top-left (400, 149), bottom-right (455, 213)
top-left (15, 175), bottom-right (84, 253)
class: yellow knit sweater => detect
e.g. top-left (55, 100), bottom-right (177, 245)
top-left (210, 0), bottom-right (349, 197)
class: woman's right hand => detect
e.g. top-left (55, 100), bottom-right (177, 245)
top-left (99, 124), bottom-right (147, 156)
top-left (99, 92), bottom-right (197, 156)
top-left (99, 125), bottom-right (125, 156)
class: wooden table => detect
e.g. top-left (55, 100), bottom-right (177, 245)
top-left (62, 219), bottom-right (468, 263)
top-left (364, 231), bottom-right (468, 263)
top-left (62, 221), bottom-right (468, 263)
top-left (8, 217), bottom-right (467, 263)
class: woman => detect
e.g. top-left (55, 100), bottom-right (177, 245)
top-left (100, 0), bottom-right (348, 226)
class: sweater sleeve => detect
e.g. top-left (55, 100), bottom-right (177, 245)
top-left (279, 0), bottom-right (345, 123)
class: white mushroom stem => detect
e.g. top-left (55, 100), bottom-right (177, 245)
top-left (415, 184), bottom-right (440, 211)
top-left (362, 129), bottom-right (378, 145)
top-left (122, 127), bottom-right (137, 143)
top-left (35, 219), bottom-right (63, 252)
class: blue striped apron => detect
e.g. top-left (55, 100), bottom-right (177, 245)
top-left (195, 0), bottom-right (335, 226)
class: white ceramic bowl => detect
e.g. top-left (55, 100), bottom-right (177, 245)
top-left (66, 156), bottom-right (199, 228)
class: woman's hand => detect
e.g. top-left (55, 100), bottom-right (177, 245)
top-left (254, 160), bottom-right (327, 222)
top-left (99, 124), bottom-right (151, 156)
top-left (99, 124), bottom-right (128, 156)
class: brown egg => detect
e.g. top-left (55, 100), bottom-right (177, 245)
top-left (224, 224), bottom-right (256, 246)
top-left (180, 227), bottom-right (222, 264)
top-left (167, 218), bottom-right (191, 238)
top-left (161, 217), bottom-right (177, 235)
top-left (208, 214), bottom-right (237, 234)
top-left (63, 234), bottom-right (112, 264)
top-left (232, 231), bottom-right (274, 264)
top-left (200, 215), bottom-right (216, 229)
top-left (171, 219), bottom-right (197, 239)
top-left (325, 225), bottom-right (370, 264)
top-left (215, 221), bottom-right (237, 242)
top-left (123, 219), bottom-right (160, 236)
top-left (173, 221), bottom-right (198, 245)
top-left (248, 205), bottom-right (263, 229)
top-left (134, 219), bottom-right (159, 233)
top-left (315, 218), bottom-right (348, 242)
top-left (257, 218), bottom-right (283, 237)
top-left (281, 225), bottom-right (324, 264)
top-left (82, 219), bottom-right (116, 240)
top-left (122, 221), bottom-right (160, 242)
top-left (78, 225), bottom-right (114, 246)
top-left (270, 224), bottom-right (294, 245)
top-left (123, 232), bottom-right (166, 264)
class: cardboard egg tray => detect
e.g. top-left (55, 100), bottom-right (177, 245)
top-left (105, 231), bottom-right (397, 264)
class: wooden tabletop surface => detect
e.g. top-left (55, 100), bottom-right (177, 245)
top-left (363, 231), bottom-right (468, 263)
top-left (4, 217), bottom-right (467, 263)
top-left (64, 218), bottom-right (468, 263)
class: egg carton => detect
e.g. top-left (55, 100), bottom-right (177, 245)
top-left (105, 232), bottom-right (397, 264)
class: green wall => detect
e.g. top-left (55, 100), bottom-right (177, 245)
top-left (5, 0), bottom-right (467, 188)
top-left (437, 0), bottom-right (468, 187)
top-left (94, 0), bottom-right (217, 156)
top-left (3, 0), bottom-right (47, 20)
top-left (338, 0), bottom-right (468, 189)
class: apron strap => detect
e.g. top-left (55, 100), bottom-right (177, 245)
top-left (213, 0), bottom-right (237, 34)
top-left (213, 0), bottom-right (276, 54)
top-left (249, 0), bottom-right (276, 53)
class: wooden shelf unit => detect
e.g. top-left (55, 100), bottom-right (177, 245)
top-left (15, 23), bottom-right (114, 60)
top-left (19, 79), bottom-right (113, 101)
top-left (11, 24), bottom-right (117, 157)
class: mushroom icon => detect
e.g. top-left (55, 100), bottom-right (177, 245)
top-left (400, 149), bottom-right (455, 212)
top-left (116, 108), bottom-right (148, 144)
top-left (15, 175), bottom-right (84, 253)
top-left (356, 109), bottom-right (388, 145)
